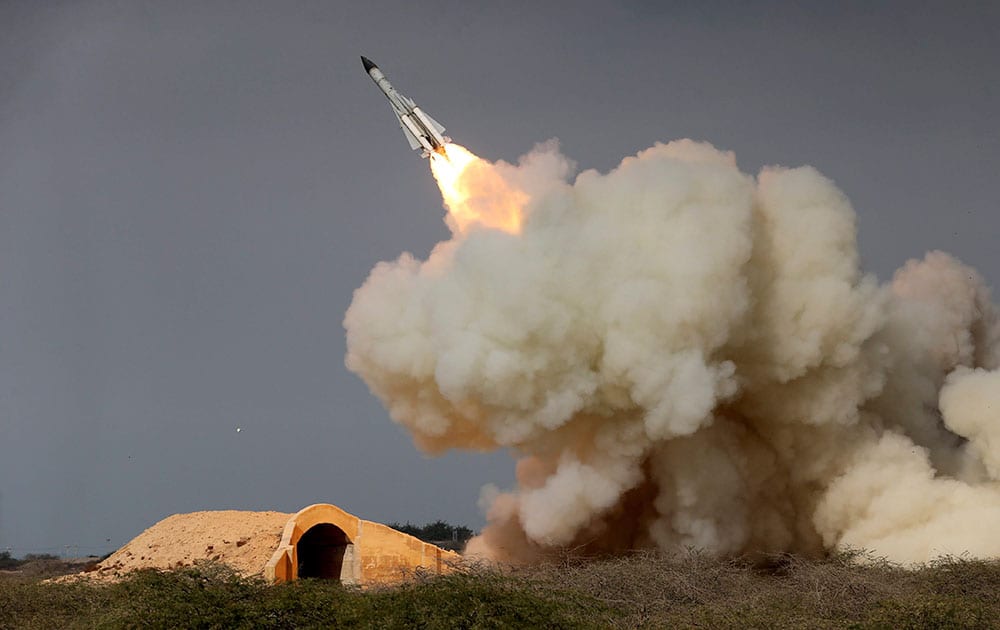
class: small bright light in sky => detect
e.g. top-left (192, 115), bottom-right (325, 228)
top-left (236, 427), bottom-right (242, 433)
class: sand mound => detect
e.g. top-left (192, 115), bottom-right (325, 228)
top-left (86, 510), bottom-right (291, 581)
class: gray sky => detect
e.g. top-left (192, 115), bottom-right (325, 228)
top-left (1, 1), bottom-right (997, 556)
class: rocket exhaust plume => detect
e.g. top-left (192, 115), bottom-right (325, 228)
top-left (429, 144), bottom-right (525, 234)
top-left (345, 139), bottom-right (1000, 565)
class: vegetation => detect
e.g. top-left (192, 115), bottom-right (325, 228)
top-left (0, 552), bottom-right (19, 571)
top-left (0, 552), bottom-right (92, 580)
top-left (0, 552), bottom-right (60, 571)
top-left (386, 520), bottom-right (474, 544)
top-left (2, 552), bottom-right (999, 629)
top-left (0, 564), bottom-right (594, 629)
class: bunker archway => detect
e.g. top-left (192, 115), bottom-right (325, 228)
top-left (265, 503), bottom-right (459, 585)
top-left (296, 523), bottom-right (350, 580)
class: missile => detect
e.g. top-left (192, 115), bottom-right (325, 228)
top-left (361, 56), bottom-right (450, 158)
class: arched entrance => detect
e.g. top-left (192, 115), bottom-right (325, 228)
top-left (266, 504), bottom-right (362, 583)
top-left (265, 503), bottom-right (460, 585)
top-left (296, 523), bottom-right (351, 580)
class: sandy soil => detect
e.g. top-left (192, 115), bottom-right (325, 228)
top-left (81, 510), bottom-right (292, 581)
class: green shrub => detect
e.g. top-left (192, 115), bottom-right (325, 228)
top-left (2, 555), bottom-right (998, 629)
top-left (0, 552), bottom-right (19, 570)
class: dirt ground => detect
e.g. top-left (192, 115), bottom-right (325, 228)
top-left (80, 510), bottom-right (292, 581)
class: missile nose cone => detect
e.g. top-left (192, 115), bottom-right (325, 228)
top-left (361, 56), bottom-right (377, 73)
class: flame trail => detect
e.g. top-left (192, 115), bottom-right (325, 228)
top-left (430, 143), bottom-right (526, 234)
top-left (345, 139), bottom-right (1000, 565)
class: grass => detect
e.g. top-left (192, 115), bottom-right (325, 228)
top-left (520, 550), bottom-right (1000, 628)
top-left (0, 563), bottom-right (598, 630)
top-left (1, 552), bottom-right (998, 629)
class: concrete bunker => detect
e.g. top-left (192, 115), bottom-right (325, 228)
top-left (84, 504), bottom-right (461, 586)
top-left (265, 503), bottom-right (459, 585)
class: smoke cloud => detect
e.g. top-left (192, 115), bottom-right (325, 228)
top-left (344, 139), bottom-right (1000, 565)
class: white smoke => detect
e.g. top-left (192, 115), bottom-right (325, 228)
top-left (344, 139), bottom-right (1000, 565)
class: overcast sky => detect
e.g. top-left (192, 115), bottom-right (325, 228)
top-left (1, 1), bottom-right (997, 556)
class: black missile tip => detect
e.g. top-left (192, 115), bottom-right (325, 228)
top-left (361, 56), bottom-right (377, 73)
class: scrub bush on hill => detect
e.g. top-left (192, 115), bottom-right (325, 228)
top-left (386, 520), bottom-right (474, 543)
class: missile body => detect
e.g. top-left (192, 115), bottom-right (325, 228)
top-left (361, 56), bottom-right (450, 158)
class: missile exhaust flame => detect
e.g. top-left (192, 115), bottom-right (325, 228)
top-left (430, 143), bottom-right (525, 234)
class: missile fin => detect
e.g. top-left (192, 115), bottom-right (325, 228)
top-left (399, 122), bottom-right (422, 150)
top-left (413, 109), bottom-right (446, 134)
